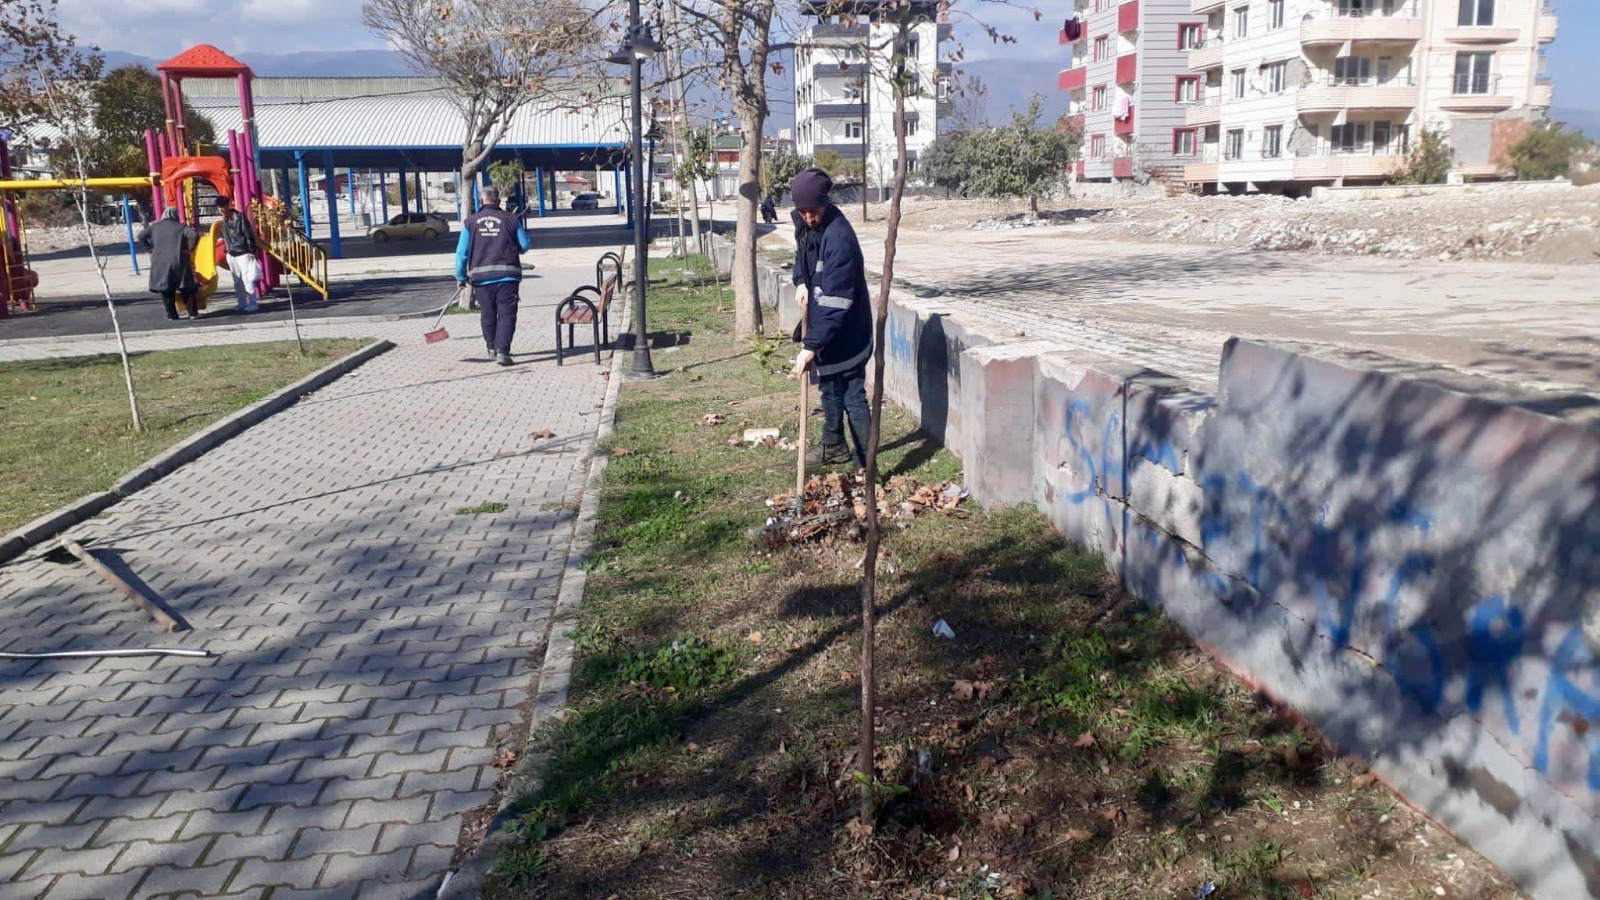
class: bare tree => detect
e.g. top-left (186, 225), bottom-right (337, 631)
top-left (808, 0), bottom-right (1029, 827)
top-left (658, 0), bottom-right (788, 338)
top-left (363, 0), bottom-right (602, 204)
top-left (36, 69), bottom-right (143, 432)
top-left (1, 0), bottom-right (101, 133)
top-left (948, 71), bottom-right (989, 133)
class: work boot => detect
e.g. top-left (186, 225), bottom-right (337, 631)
top-left (806, 443), bottom-right (852, 468)
top-left (496, 351), bottom-right (514, 367)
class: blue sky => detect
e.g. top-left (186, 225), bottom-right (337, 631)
top-left (55, 0), bottom-right (1597, 117)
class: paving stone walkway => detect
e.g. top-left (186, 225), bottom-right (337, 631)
top-left (0, 268), bottom-right (615, 899)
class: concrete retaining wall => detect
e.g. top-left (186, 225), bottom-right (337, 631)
top-left (885, 297), bottom-right (1600, 900)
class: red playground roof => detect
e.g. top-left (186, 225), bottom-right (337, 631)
top-left (156, 45), bottom-right (254, 79)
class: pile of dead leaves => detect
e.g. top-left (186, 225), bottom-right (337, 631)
top-left (760, 473), bottom-right (968, 547)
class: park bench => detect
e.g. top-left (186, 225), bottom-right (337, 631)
top-left (555, 250), bottom-right (625, 366)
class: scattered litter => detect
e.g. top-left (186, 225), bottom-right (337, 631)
top-left (610, 447), bottom-right (634, 457)
top-left (932, 618), bottom-right (956, 640)
top-left (1073, 731), bottom-right (1097, 749)
top-left (663, 346), bottom-right (681, 354)
top-left (759, 473), bottom-right (968, 547)
top-left (743, 427), bottom-right (781, 444)
top-left (700, 413), bottom-right (726, 426)
top-left (1195, 882), bottom-right (1217, 899)
top-left (530, 429), bottom-right (555, 440)
top-left (491, 747), bottom-right (519, 769)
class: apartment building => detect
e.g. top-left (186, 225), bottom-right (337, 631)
top-left (794, 0), bottom-right (951, 188)
top-left (1058, 0), bottom-right (1195, 182)
top-left (1177, 0), bottom-right (1557, 192)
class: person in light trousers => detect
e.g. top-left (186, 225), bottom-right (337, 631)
top-left (216, 196), bottom-right (262, 313)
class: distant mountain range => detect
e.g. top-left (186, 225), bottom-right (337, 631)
top-left (99, 49), bottom-right (416, 78)
top-left (96, 47), bottom-right (1584, 141)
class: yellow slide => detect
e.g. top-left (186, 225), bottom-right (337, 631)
top-left (190, 220), bottom-right (221, 309)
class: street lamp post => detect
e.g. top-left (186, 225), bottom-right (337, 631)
top-left (608, 0), bottom-right (664, 379)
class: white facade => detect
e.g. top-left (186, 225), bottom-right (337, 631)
top-left (1059, 0), bottom-right (1196, 183)
top-left (795, 11), bottom-right (950, 187)
top-left (1173, 0), bottom-right (1556, 191)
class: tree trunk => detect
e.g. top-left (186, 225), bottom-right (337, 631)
top-left (1030, 194), bottom-right (1039, 217)
top-left (857, 24), bottom-right (914, 825)
top-left (456, 164), bottom-right (478, 308)
top-left (731, 107), bottom-right (765, 337)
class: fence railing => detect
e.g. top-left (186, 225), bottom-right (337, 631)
top-left (1452, 72), bottom-right (1501, 95)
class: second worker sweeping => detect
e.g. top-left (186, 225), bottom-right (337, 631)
top-left (455, 186), bottom-right (532, 366)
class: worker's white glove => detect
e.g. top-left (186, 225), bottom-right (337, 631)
top-left (791, 348), bottom-right (816, 378)
top-left (795, 285), bottom-right (809, 309)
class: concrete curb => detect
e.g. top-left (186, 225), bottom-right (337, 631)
top-left (437, 305), bottom-right (630, 900)
top-left (0, 340), bottom-right (396, 568)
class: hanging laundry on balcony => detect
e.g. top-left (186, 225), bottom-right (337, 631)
top-left (1115, 95), bottom-right (1133, 120)
top-left (1063, 16), bottom-right (1083, 41)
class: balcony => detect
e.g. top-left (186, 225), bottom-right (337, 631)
top-left (1296, 77), bottom-right (1418, 113)
top-left (1292, 151), bottom-right (1403, 181)
top-left (1538, 11), bottom-right (1558, 43)
top-left (1184, 94), bottom-right (1222, 126)
top-left (1116, 52), bottom-right (1138, 84)
top-left (1532, 81), bottom-right (1553, 108)
top-left (1064, 114), bottom-right (1086, 132)
top-left (1059, 26), bottom-right (1084, 45)
top-left (1114, 112), bottom-right (1135, 136)
top-left (812, 143), bottom-right (865, 160)
top-left (810, 22), bottom-right (869, 41)
top-left (1118, 0), bottom-right (1140, 32)
top-left (1183, 148), bottom-right (1219, 182)
top-left (1075, 160), bottom-right (1086, 179)
top-left (1188, 39), bottom-right (1224, 71)
top-left (1059, 66), bottom-right (1087, 92)
top-left (1440, 73), bottom-right (1512, 111)
top-left (814, 102), bottom-right (866, 119)
top-left (814, 62), bottom-right (866, 79)
top-left (1192, 0), bottom-right (1224, 12)
top-left (1299, 5), bottom-right (1422, 46)
top-left (1442, 25), bottom-right (1520, 44)
top-left (1113, 156), bottom-right (1136, 179)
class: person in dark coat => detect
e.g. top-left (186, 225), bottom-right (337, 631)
top-left (789, 167), bottom-right (873, 469)
top-left (761, 194), bottom-right (777, 224)
top-left (138, 207), bottom-right (199, 321)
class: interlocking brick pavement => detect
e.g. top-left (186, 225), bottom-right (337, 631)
top-left (0, 267), bottom-right (615, 898)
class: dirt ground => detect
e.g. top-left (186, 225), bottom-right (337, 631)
top-left (879, 185), bottom-right (1600, 266)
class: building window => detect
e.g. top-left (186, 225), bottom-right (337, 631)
top-left (1263, 61), bottom-right (1287, 93)
top-left (1334, 56), bottom-right (1373, 86)
top-left (845, 121), bottom-right (864, 139)
top-left (1262, 124), bottom-right (1282, 158)
top-left (907, 118), bottom-right (920, 136)
top-left (1094, 36), bottom-right (1109, 61)
top-left (1454, 51), bottom-right (1493, 94)
top-left (1233, 5), bottom-right (1249, 38)
top-left (1225, 128), bottom-right (1244, 160)
top-left (1179, 23), bottom-right (1203, 50)
top-left (1093, 84), bottom-right (1108, 110)
top-left (1457, 0), bottom-right (1494, 27)
top-left (1268, 0), bottom-right (1285, 30)
top-left (1176, 76), bottom-right (1200, 103)
top-left (1231, 68), bottom-right (1246, 99)
top-left (1091, 133), bottom-right (1107, 158)
top-left (906, 158), bottom-right (918, 174)
top-left (1373, 121), bottom-right (1392, 154)
top-left (1332, 122), bottom-right (1369, 153)
top-left (905, 36), bottom-right (920, 60)
top-left (1174, 129), bottom-right (1198, 156)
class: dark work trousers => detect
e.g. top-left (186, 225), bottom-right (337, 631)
top-left (158, 291), bottom-right (180, 319)
top-left (476, 281), bottom-right (521, 355)
top-left (817, 363), bottom-right (871, 467)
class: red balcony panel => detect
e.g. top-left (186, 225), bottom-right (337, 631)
top-left (1114, 112), bottom-right (1134, 135)
top-left (1118, 0), bottom-right (1140, 32)
top-left (1063, 114), bottom-right (1086, 132)
top-left (1075, 161), bottom-right (1087, 178)
top-left (1115, 52), bottom-right (1138, 84)
top-left (1059, 67), bottom-right (1087, 92)
top-left (1113, 156), bottom-right (1135, 178)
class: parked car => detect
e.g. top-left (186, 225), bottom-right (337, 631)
top-left (368, 213), bottom-right (451, 242)
top-left (571, 192), bottom-right (602, 211)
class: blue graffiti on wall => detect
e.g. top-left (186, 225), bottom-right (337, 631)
top-left (1200, 471), bottom-right (1600, 788)
top-left (1062, 399), bottom-right (1182, 506)
top-left (887, 315), bottom-right (913, 363)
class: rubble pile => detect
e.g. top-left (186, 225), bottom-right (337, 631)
top-left (908, 187), bottom-right (1600, 264)
top-left (760, 473), bottom-right (968, 547)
